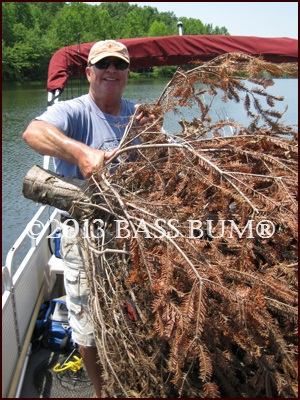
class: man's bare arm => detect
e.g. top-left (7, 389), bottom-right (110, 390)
top-left (22, 120), bottom-right (117, 180)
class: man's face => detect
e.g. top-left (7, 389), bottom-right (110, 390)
top-left (86, 57), bottom-right (130, 98)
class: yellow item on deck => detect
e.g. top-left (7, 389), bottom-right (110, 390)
top-left (53, 355), bottom-right (82, 373)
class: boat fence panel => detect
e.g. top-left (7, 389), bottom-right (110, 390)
top-left (2, 289), bottom-right (19, 398)
top-left (3, 206), bottom-right (60, 397)
top-left (12, 236), bottom-right (51, 346)
top-left (11, 207), bottom-right (59, 346)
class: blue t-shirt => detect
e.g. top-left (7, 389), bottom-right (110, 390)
top-left (36, 93), bottom-right (136, 179)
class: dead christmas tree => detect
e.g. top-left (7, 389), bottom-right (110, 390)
top-left (24, 54), bottom-right (298, 398)
top-left (76, 54), bottom-right (298, 398)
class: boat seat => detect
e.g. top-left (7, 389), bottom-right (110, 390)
top-left (46, 255), bottom-right (65, 298)
top-left (48, 254), bottom-right (64, 274)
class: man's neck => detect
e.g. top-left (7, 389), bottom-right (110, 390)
top-left (89, 91), bottom-right (122, 116)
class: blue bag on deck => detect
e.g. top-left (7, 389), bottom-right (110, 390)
top-left (45, 298), bottom-right (75, 351)
top-left (32, 297), bottom-right (76, 351)
top-left (31, 301), bottom-right (50, 351)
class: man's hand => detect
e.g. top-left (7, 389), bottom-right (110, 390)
top-left (134, 104), bottom-right (156, 126)
top-left (78, 147), bottom-right (119, 181)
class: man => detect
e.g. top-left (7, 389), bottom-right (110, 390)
top-left (22, 40), bottom-right (151, 398)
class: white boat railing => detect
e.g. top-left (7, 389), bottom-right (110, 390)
top-left (2, 204), bottom-right (60, 398)
top-left (3, 90), bottom-right (62, 398)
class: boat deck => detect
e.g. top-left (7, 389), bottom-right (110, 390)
top-left (20, 347), bottom-right (94, 398)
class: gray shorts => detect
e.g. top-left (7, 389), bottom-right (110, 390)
top-left (60, 222), bottom-right (96, 347)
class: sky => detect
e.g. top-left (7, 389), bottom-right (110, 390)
top-left (85, 2), bottom-right (298, 39)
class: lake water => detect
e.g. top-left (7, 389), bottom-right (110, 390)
top-left (2, 78), bottom-right (298, 265)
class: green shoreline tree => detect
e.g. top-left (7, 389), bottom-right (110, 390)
top-left (2, 1), bottom-right (229, 83)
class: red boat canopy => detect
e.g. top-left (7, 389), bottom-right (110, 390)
top-left (47, 35), bottom-right (298, 92)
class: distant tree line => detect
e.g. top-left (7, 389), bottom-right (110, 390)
top-left (2, 2), bottom-right (229, 82)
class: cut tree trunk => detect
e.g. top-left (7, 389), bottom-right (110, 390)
top-left (22, 165), bottom-right (93, 220)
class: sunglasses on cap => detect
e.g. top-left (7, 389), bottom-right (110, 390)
top-left (93, 58), bottom-right (129, 70)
